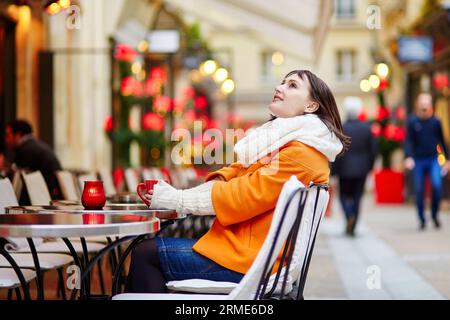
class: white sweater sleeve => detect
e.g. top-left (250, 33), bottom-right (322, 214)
top-left (150, 180), bottom-right (216, 216)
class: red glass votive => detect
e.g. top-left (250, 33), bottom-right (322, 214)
top-left (82, 213), bottom-right (105, 225)
top-left (81, 181), bottom-right (106, 210)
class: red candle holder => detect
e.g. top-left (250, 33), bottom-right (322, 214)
top-left (82, 213), bottom-right (105, 225)
top-left (81, 181), bottom-right (106, 210)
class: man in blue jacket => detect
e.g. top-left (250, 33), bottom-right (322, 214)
top-left (404, 93), bottom-right (450, 230)
top-left (333, 97), bottom-right (377, 236)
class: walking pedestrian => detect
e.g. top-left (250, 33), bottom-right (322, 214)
top-left (333, 97), bottom-right (377, 236)
top-left (404, 93), bottom-right (450, 230)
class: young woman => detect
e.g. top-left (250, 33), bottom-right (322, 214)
top-left (125, 70), bottom-right (350, 293)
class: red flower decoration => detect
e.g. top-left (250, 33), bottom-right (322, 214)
top-left (384, 124), bottom-right (397, 140)
top-left (433, 73), bottom-right (449, 90)
top-left (198, 115), bottom-right (209, 128)
top-left (377, 78), bottom-right (389, 91)
top-left (371, 123), bottom-right (382, 137)
top-left (104, 116), bottom-right (113, 133)
top-left (206, 118), bottom-right (219, 129)
top-left (357, 109), bottom-right (368, 122)
top-left (194, 95), bottom-right (208, 110)
top-left (183, 86), bottom-right (195, 99)
top-left (150, 66), bottom-right (167, 82)
top-left (185, 110), bottom-right (196, 122)
top-left (153, 96), bottom-right (171, 113)
top-left (121, 76), bottom-right (142, 96)
top-left (145, 78), bottom-right (162, 96)
top-left (173, 98), bottom-right (184, 113)
top-left (393, 126), bottom-right (406, 142)
top-left (114, 44), bottom-right (137, 62)
top-left (395, 106), bottom-right (406, 121)
top-left (113, 167), bottom-right (124, 188)
top-left (375, 106), bottom-right (390, 122)
top-left (142, 112), bottom-right (165, 131)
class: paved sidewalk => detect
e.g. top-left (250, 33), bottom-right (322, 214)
top-left (304, 193), bottom-right (450, 300)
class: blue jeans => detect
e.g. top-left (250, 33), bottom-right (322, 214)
top-left (155, 237), bottom-right (244, 283)
top-left (413, 157), bottom-right (443, 223)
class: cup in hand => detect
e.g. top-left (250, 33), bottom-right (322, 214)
top-left (137, 180), bottom-right (159, 206)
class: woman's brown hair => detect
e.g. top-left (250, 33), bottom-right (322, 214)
top-left (284, 69), bottom-right (350, 155)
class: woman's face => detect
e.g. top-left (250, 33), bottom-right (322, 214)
top-left (269, 73), bottom-right (318, 118)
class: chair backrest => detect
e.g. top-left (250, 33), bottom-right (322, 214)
top-left (0, 178), bottom-right (19, 213)
top-left (262, 184), bottom-right (329, 297)
top-left (99, 168), bottom-right (116, 196)
top-left (227, 175), bottom-right (307, 300)
top-left (141, 168), bottom-right (155, 181)
top-left (56, 171), bottom-right (80, 201)
top-left (77, 173), bottom-right (98, 192)
top-left (151, 168), bottom-right (165, 180)
top-left (0, 178), bottom-right (45, 250)
top-left (11, 170), bottom-right (23, 200)
top-left (22, 171), bottom-right (52, 205)
top-left (290, 184), bottom-right (329, 299)
top-left (124, 168), bottom-right (140, 192)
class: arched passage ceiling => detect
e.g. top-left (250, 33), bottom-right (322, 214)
top-left (164, 0), bottom-right (333, 63)
top-left (114, 0), bottom-right (334, 64)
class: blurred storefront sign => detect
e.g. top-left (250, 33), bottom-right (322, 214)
top-left (397, 36), bottom-right (433, 63)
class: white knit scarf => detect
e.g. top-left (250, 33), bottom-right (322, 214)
top-left (233, 114), bottom-right (343, 167)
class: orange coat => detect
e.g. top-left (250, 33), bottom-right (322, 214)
top-left (192, 141), bottom-right (330, 274)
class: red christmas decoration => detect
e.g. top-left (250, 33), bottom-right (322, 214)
top-left (103, 115), bottom-right (113, 133)
top-left (142, 112), bottom-right (165, 131)
top-left (113, 167), bottom-right (124, 188)
top-left (357, 109), bottom-right (368, 122)
top-left (377, 78), bottom-right (389, 91)
top-left (185, 110), bottom-right (196, 122)
top-left (121, 76), bottom-right (143, 96)
top-left (153, 96), bottom-right (171, 113)
top-left (371, 123), bottom-right (382, 137)
top-left (114, 44), bottom-right (137, 62)
top-left (198, 115), bottom-right (209, 128)
top-left (395, 106), bottom-right (406, 121)
top-left (150, 66), bottom-right (167, 82)
top-left (433, 73), bottom-right (449, 90)
top-left (375, 106), bottom-right (390, 122)
top-left (206, 118), bottom-right (219, 129)
top-left (173, 98), bottom-right (184, 113)
top-left (194, 95), bottom-right (208, 110)
top-left (183, 86), bottom-right (195, 99)
top-left (145, 78), bottom-right (162, 96)
top-left (384, 124), bottom-right (397, 140)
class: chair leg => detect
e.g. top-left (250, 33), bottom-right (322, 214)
top-left (7, 289), bottom-right (12, 300)
top-left (56, 276), bottom-right (61, 298)
top-left (57, 268), bottom-right (67, 300)
top-left (97, 258), bottom-right (106, 295)
top-left (15, 287), bottom-right (22, 300)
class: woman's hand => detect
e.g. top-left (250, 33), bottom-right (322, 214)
top-left (144, 190), bottom-right (154, 206)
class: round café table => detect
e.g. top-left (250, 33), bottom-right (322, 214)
top-left (5, 205), bottom-right (185, 220)
top-left (50, 193), bottom-right (141, 206)
top-left (0, 213), bottom-right (160, 300)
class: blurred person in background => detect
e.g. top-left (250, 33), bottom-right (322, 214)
top-left (333, 97), bottom-right (377, 236)
top-left (404, 93), bottom-right (450, 230)
top-left (5, 119), bottom-right (62, 200)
